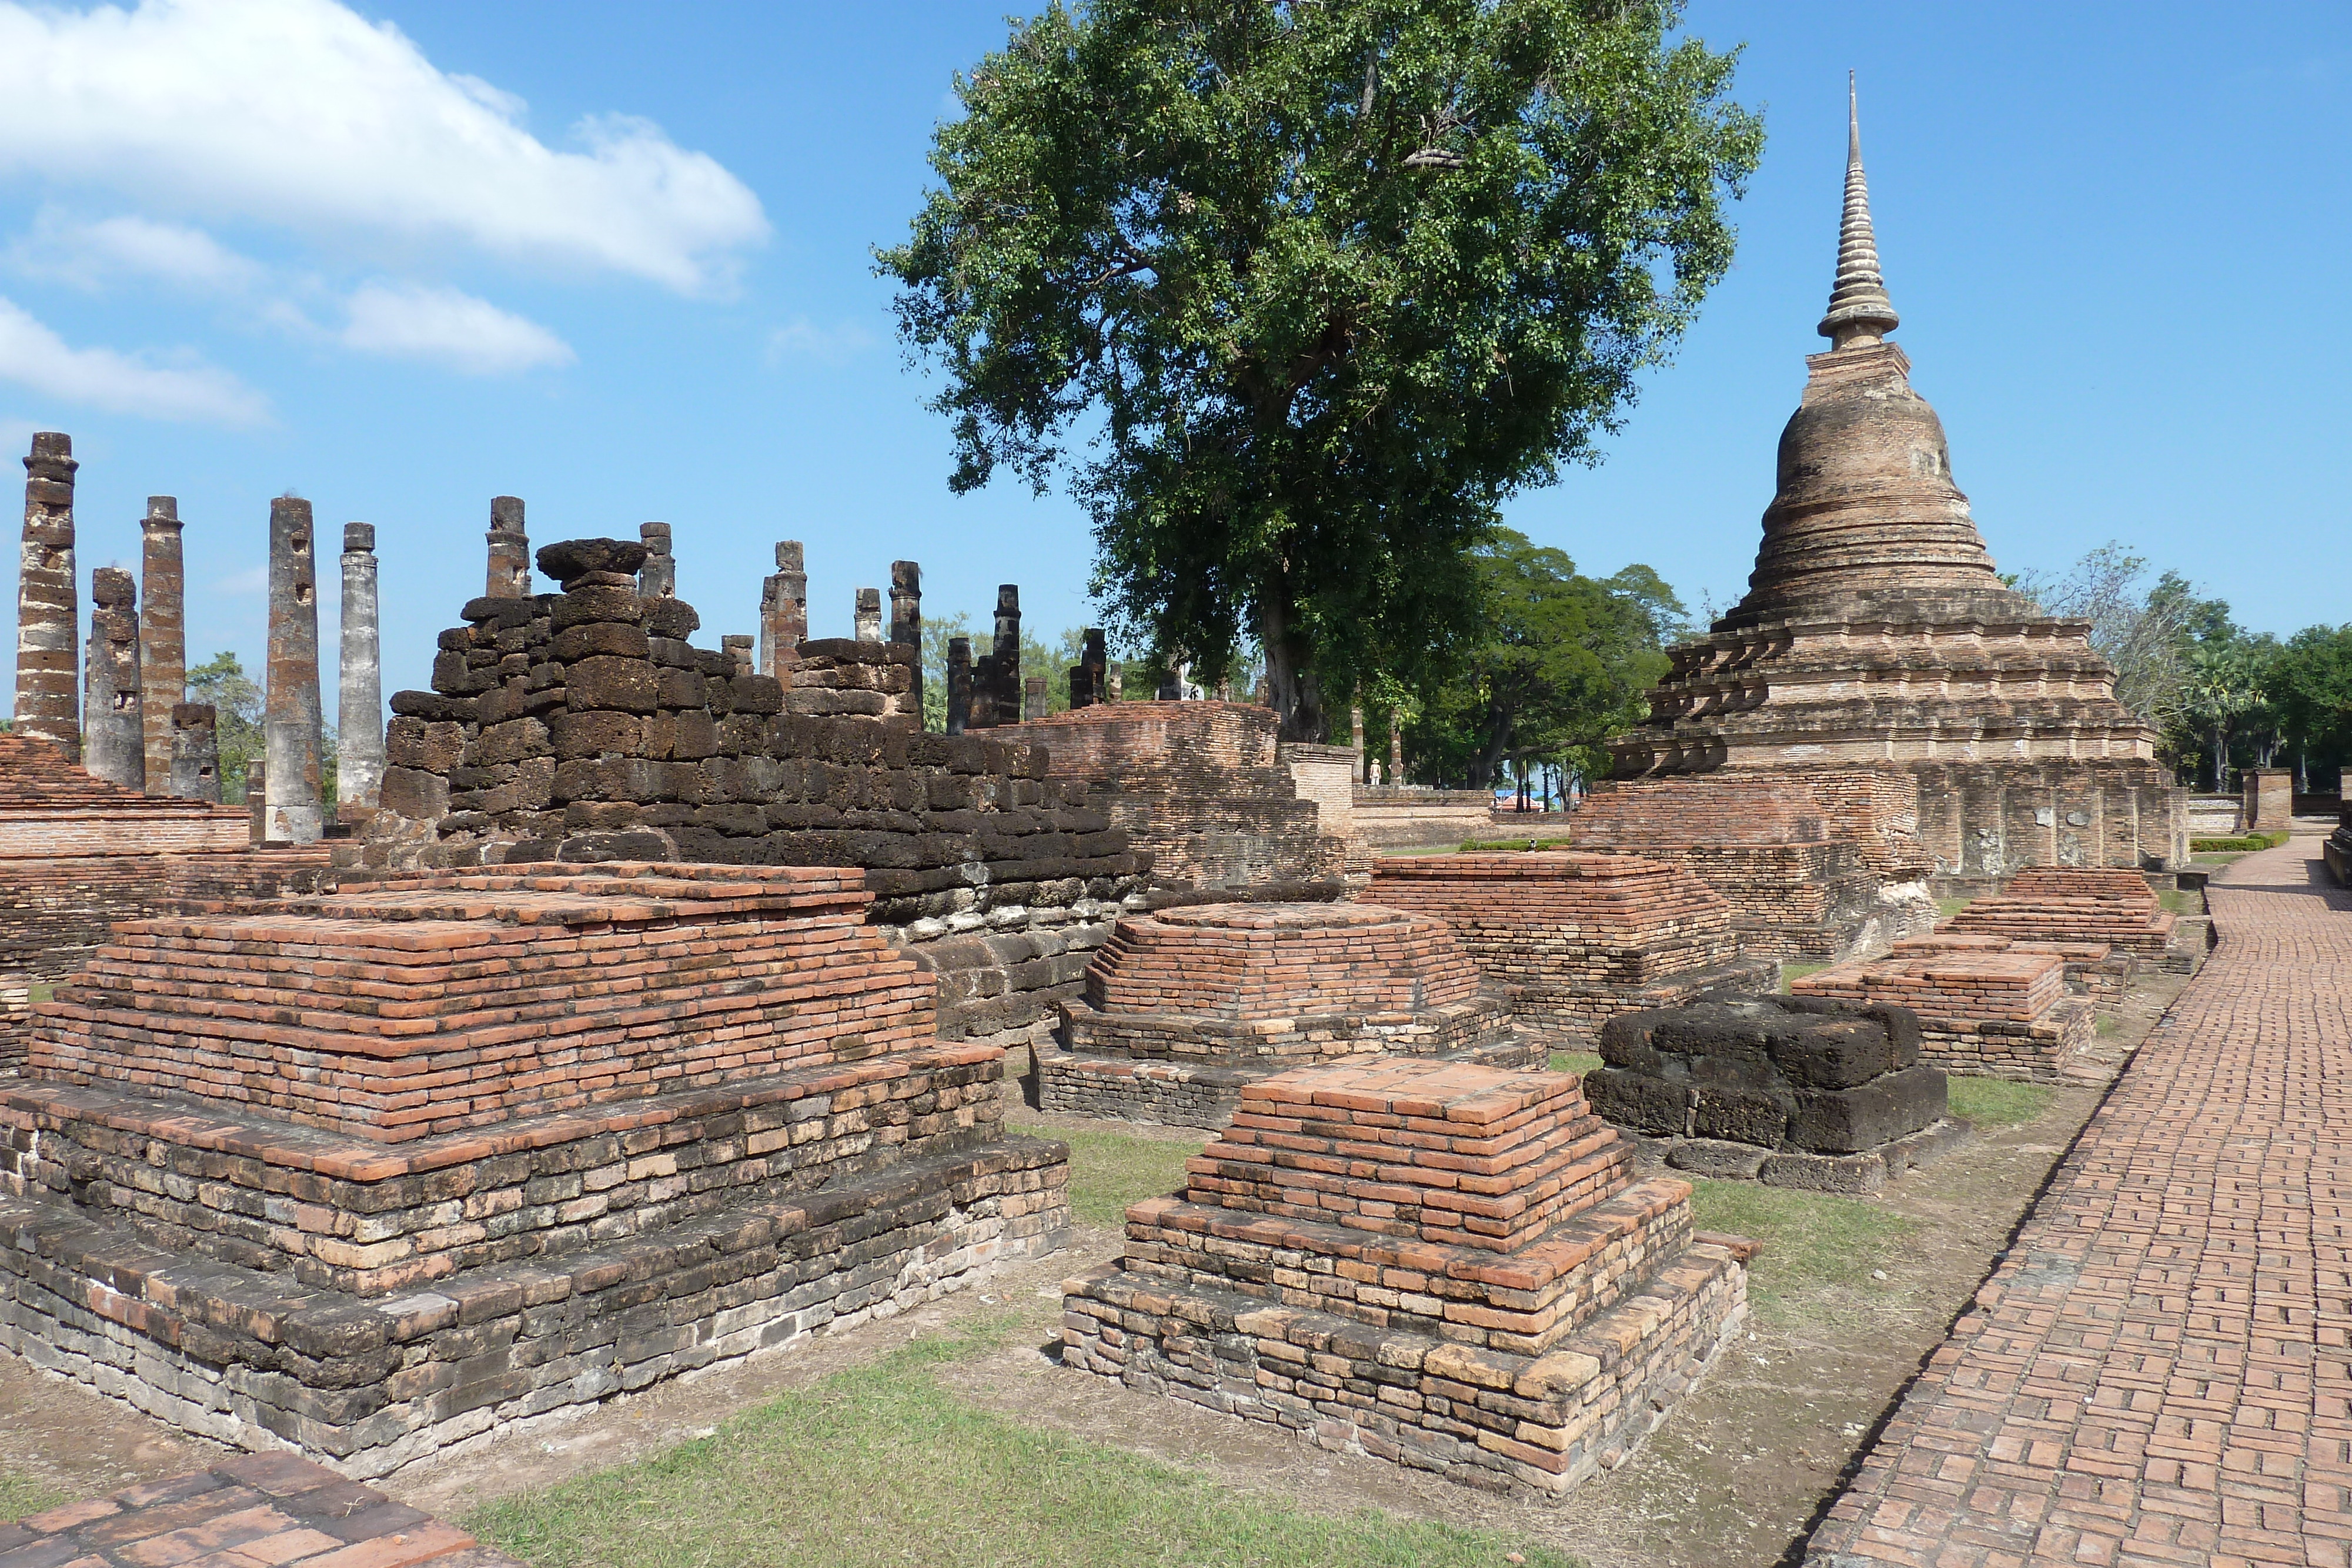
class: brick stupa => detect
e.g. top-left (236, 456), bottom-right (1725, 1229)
top-left (1579, 83), bottom-right (2186, 922)
top-left (1063, 1058), bottom-right (1749, 1493)
top-left (0, 862), bottom-right (1067, 1474)
top-left (1364, 852), bottom-right (1777, 1044)
top-left (1037, 902), bottom-right (1536, 1127)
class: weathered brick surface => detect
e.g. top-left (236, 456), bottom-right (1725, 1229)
top-left (1352, 787), bottom-right (1494, 850)
top-left (0, 1453), bottom-right (520, 1568)
top-left (1790, 944), bottom-right (2092, 1082)
top-left (1062, 1059), bottom-right (1747, 1495)
top-left (1364, 853), bottom-right (1776, 1042)
top-left (1940, 864), bottom-right (2177, 956)
top-left (1040, 903), bottom-right (1534, 1128)
top-left (1801, 836), bottom-right (2352, 1566)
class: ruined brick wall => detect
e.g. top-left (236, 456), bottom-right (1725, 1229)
top-left (1910, 759), bottom-right (2188, 882)
top-left (1351, 787), bottom-right (1495, 850)
top-left (360, 545), bottom-right (1147, 1048)
top-left (1014, 701), bottom-right (1349, 890)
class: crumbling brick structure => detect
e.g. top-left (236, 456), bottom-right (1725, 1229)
top-left (1015, 701), bottom-right (1358, 891)
top-left (358, 537), bottom-right (1147, 1051)
top-left (0, 734), bottom-right (330, 1060)
top-left (0, 862), bottom-right (1068, 1473)
top-left (1586, 105), bottom-right (2186, 925)
top-left (1061, 1057), bottom-right (1749, 1494)
top-left (1883, 932), bottom-right (2131, 1014)
top-left (1789, 945), bottom-right (2093, 1082)
top-left (1038, 902), bottom-right (1536, 1126)
top-left (1937, 866), bottom-right (2178, 962)
top-left (1364, 852), bottom-right (1775, 1044)
top-left (1583, 992), bottom-right (1961, 1192)
top-left (1351, 785), bottom-right (1496, 851)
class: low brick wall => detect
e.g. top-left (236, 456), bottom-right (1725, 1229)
top-left (1352, 788), bottom-right (1493, 850)
top-left (1790, 948), bottom-right (2093, 1081)
top-left (1940, 866), bottom-right (2175, 957)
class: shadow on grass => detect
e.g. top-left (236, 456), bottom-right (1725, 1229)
top-left (467, 1316), bottom-right (1586, 1568)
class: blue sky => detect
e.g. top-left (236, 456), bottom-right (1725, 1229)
top-left (1, 0), bottom-right (2345, 722)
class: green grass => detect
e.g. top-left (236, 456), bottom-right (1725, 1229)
top-left (1778, 961), bottom-right (1830, 994)
top-left (1685, 1181), bottom-right (1923, 1317)
top-left (1945, 1076), bottom-right (2056, 1128)
top-left (1934, 896), bottom-right (1973, 918)
top-left (1548, 1051), bottom-right (1603, 1077)
top-left (25, 984), bottom-right (53, 1005)
top-left (1047, 1128), bottom-right (1202, 1226)
top-left (2158, 888), bottom-right (2201, 915)
top-left (467, 1320), bottom-right (1585, 1568)
top-left (0, 1475), bottom-right (65, 1524)
top-left (1456, 837), bottom-right (1575, 852)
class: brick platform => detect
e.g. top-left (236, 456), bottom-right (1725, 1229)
top-left (1037, 902), bottom-right (1537, 1128)
top-left (1363, 852), bottom-right (1776, 1044)
top-left (0, 863), bottom-right (1069, 1476)
top-left (1885, 931), bottom-right (2132, 1014)
top-left (1940, 864), bottom-right (2178, 958)
top-left (0, 734), bottom-right (331, 1060)
top-left (1801, 837), bottom-right (2352, 1566)
top-left (1061, 1058), bottom-right (1748, 1494)
top-left (0, 1453), bottom-right (517, 1568)
top-left (1789, 944), bottom-right (2094, 1082)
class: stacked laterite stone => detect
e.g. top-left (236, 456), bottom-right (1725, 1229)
top-left (1061, 1058), bottom-right (1749, 1493)
top-left (1582, 993), bottom-right (1960, 1192)
top-left (1364, 852), bottom-right (1776, 1045)
top-left (0, 862), bottom-right (1068, 1474)
top-left (363, 537), bottom-right (1147, 1052)
top-left (0, 734), bottom-right (331, 1060)
top-left (1037, 902), bottom-right (1536, 1128)
top-left (1015, 702), bottom-right (1357, 891)
top-left (1789, 944), bottom-right (2092, 1082)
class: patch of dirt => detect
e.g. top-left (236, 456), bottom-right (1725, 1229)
top-left (0, 1353), bottom-right (223, 1503)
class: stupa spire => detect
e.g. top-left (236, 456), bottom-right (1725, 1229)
top-left (1818, 72), bottom-right (1900, 349)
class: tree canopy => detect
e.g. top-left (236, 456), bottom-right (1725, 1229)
top-left (881, 0), bottom-right (1760, 739)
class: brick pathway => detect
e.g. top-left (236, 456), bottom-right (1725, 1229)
top-left (0, 1453), bottom-right (520, 1568)
top-left (1805, 840), bottom-right (2352, 1567)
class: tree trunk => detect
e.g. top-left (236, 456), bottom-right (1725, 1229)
top-left (1257, 594), bottom-right (1326, 743)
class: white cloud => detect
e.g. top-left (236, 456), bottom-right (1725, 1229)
top-left (339, 281), bottom-right (574, 375)
top-left (766, 317), bottom-right (877, 367)
top-left (0, 0), bottom-right (769, 295)
top-left (8, 208), bottom-right (269, 292)
top-left (0, 295), bottom-right (268, 423)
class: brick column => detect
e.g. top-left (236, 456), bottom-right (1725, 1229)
top-left (1389, 716), bottom-right (1403, 783)
top-left (1105, 663), bottom-right (1123, 703)
top-left (265, 497), bottom-right (325, 842)
top-left (1351, 706), bottom-right (1366, 781)
top-left (138, 496), bottom-right (184, 791)
top-left (946, 636), bottom-right (971, 735)
top-left (338, 522), bottom-right (383, 812)
top-left (890, 560), bottom-right (921, 720)
top-left (853, 587), bottom-right (882, 641)
top-left (246, 754), bottom-right (268, 844)
top-left (485, 496), bottom-right (529, 599)
top-left (637, 523), bottom-right (674, 598)
top-left (1023, 675), bottom-right (1047, 722)
top-left (761, 541), bottom-right (806, 680)
top-left (82, 567), bottom-right (143, 788)
top-left (14, 432), bottom-right (79, 757)
top-left (171, 701), bottom-right (221, 803)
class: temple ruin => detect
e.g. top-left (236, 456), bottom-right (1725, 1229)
top-left (1576, 85), bottom-right (2186, 953)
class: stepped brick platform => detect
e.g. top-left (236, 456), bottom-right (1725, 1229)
top-left (1569, 770), bottom-right (1939, 961)
top-left (1061, 1058), bottom-right (1749, 1495)
top-left (1582, 992), bottom-right (1962, 1193)
top-left (1015, 702), bottom-right (1358, 891)
top-left (0, 1454), bottom-right (520, 1568)
top-left (1363, 852), bottom-right (1776, 1044)
top-left (1789, 944), bottom-right (2093, 1082)
top-left (1036, 902), bottom-right (1536, 1128)
top-left (1, 734), bottom-right (332, 1061)
top-left (1883, 931), bottom-right (2130, 1013)
top-left (0, 862), bottom-right (1069, 1476)
top-left (1939, 865), bottom-right (2177, 959)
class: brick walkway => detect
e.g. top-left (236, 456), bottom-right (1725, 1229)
top-left (1805, 839), bottom-right (2352, 1567)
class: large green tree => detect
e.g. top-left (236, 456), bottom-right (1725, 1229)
top-left (881, 0), bottom-right (1760, 740)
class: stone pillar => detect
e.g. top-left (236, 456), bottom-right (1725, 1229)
top-left (138, 496), bottom-right (184, 792)
top-left (486, 496), bottom-right (529, 599)
top-left (82, 567), bottom-right (143, 788)
top-left (15, 432), bottom-right (79, 757)
top-left (889, 561), bottom-right (921, 719)
top-left (265, 497), bottom-right (325, 843)
top-left (338, 521), bottom-right (383, 812)
top-left (246, 755), bottom-right (268, 845)
top-left (638, 523), bottom-right (674, 598)
top-left (946, 636), bottom-right (972, 735)
top-left (1106, 664), bottom-right (1123, 703)
top-left (1069, 628), bottom-right (1106, 709)
top-left (1023, 676), bottom-right (1048, 723)
top-left (171, 701), bottom-right (221, 803)
top-left (1351, 707), bottom-right (1366, 780)
top-left (2244, 767), bottom-right (2292, 833)
top-left (970, 584), bottom-right (1019, 727)
top-left (1389, 716), bottom-right (1403, 785)
top-left (723, 634), bottom-right (755, 678)
top-left (854, 587), bottom-right (883, 641)
top-left (761, 541), bottom-right (807, 680)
